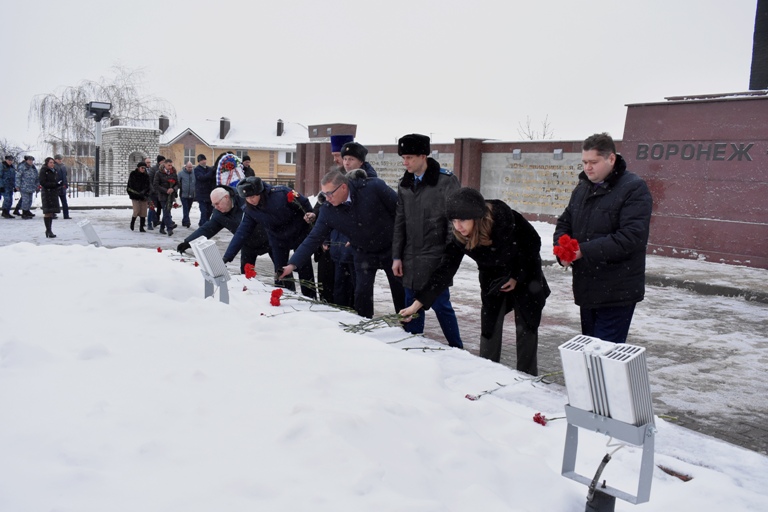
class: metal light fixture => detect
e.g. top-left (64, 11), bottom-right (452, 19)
top-left (77, 219), bottom-right (103, 247)
top-left (190, 237), bottom-right (231, 303)
top-left (559, 335), bottom-right (656, 510)
top-left (553, 148), bottom-right (564, 160)
top-left (512, 149), bottom-right (522, 160)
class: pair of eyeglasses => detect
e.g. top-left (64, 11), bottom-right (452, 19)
top-left (320, 183), bottom-right (343, 200)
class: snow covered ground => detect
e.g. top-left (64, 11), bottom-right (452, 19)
top-left (1, 241), bottom-right (767, 511)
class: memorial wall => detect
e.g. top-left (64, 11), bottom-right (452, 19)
top-left (366, 154), bottom-right (454, 190)
top-left (480, 152), bottom-right (580, 219)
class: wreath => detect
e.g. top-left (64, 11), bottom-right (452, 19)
top-left (216, 154), bottom-right (245, 188)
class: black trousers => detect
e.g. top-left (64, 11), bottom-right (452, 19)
top-left (352, 251), bottom-right (405, 319)
top-left (479, 292), bottom-right (541, 376)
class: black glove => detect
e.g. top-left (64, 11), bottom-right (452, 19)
top-left (176, 241), bottom-right (191, 254)
top-left (223, 256), bottom-right (233, 264)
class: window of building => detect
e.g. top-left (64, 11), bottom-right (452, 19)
top-left (235, 150), bottom-right (246, 159)
top-left (184, 148), bottom-right (195, 165)
top-left (280, 151), bottom-right (297, 164)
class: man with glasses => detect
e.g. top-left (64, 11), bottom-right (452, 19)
top-left (224, 176), bottom-right (316, 298)
top-left (280, 169), bottom-right (405, 319)
top-left (177, 185), bottom-right (269, 274)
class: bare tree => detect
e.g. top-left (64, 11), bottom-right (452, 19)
top-left (0, 138), bottom-right (33, 163)
top-left (28, 65), bottom-right (175, 161)
top-left (517, 115), bottom-right (555, 140)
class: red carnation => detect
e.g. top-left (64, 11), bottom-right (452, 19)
top-left (553, 234), bottom-right (580, 263)
top-left (270, 288), bottom-right (283, 306)
top-left (533, 412), bottom-right (564, 426)
top-left (244, 263), bottom-right (257, 279)
top-left (157, 247), bottom-right (162, 253)
top-left (287, 190), bottom-right (298, 203)
top-left (194, 261), bottom-right (199, 267)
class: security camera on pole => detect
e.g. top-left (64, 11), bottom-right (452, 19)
top-left (85, 101), bottom-right (111, 198)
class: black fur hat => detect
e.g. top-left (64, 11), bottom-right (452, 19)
top-left (445, 187), bottom-right (486, 220)
top-left (340, 142), bottom-right (368, 162)
top-left (398, 133), bottom-right (430, 156)
top-left (197, 154), bottom-right (207, 162)
top-left (237, 176), bottom-right (264, 197)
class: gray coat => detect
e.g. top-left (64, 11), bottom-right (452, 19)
top-left (392, 157), bottom-right (460, 290)
top-left (178, 168), bottom-right (196, 199)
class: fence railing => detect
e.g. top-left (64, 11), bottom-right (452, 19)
top-left (66, 179), bottom-right (296, 198)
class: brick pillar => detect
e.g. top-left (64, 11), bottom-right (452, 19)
top-left (452, 138), bottom-right (484, 189)
top-left (296, 142), bottom-right (336, 195)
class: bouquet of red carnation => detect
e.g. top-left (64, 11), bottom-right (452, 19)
top-left (553, 234), bottom-right (580, 263)
top-left (270, 288), bottom-right (283, 306)
top-left (244, 263), bottom-right (257, 279)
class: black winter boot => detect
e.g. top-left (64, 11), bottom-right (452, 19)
top-left (44, 217), bottom-right (56, 238)
top-left (139, 217), bottom-right (146, 232)
top-left (2, 209), bottom-right (13, 219)
top-left (130, 216), bottom-right (136, 231)
top-left (22, 210), bottom-right (34, 219)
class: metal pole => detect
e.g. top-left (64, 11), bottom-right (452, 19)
top-left (95, 121), bottom-right (102, 198)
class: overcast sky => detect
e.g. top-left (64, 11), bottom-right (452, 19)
top-left (1, 0), bottom-right (758, 150)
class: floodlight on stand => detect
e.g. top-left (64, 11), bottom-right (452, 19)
top-left (77, 219), bottom-right (103, 247)
top-left (190, 236), bottom-right (231, 304)
top-left (558, 335), bottom-right (656, 511)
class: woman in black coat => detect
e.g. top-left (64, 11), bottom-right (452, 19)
top-left (127, 161), bottom-right (152, 232)
top-left (399, 188), bottom-right (550, 375)
top-left (38, 157), bottom-right (61, 238)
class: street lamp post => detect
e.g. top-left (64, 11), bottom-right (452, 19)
top-left (85, 101), bottom-right (111, 197)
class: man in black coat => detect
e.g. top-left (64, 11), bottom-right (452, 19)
top-left (177, 185), bottom-right (270, 273)
top-left (392, 134), bottom-right (463, 348)
top-left (194, 154), bottom-right (216, 227)
top-left (554, 132), bottom-right (652, 344)
top-left (53, 154), bottom-right (71, 219)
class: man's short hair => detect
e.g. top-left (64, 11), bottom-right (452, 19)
top-left (321, 169), bottom-right (349, 187)
top-left (164, 158), bottom-right (173, 164)
top-left (582, 133), bottom-right (616, 158)
top-left (54, 154), bottom-right (63, 160)
top-left (210, 187), bottom-right (229, 203)
top-left (197, 154), bottom-right (207, 162)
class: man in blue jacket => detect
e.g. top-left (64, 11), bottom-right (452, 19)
top-left (177, 185), bottom-right (269, 273)
top-left (194, 154), bottom-right (216, 227)
top-left (554, 132), bottom-right (652, 344)
top-left (280, 169), bottom-right (405, 318)
top-left (225, 177), bottom-right (316, 298)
